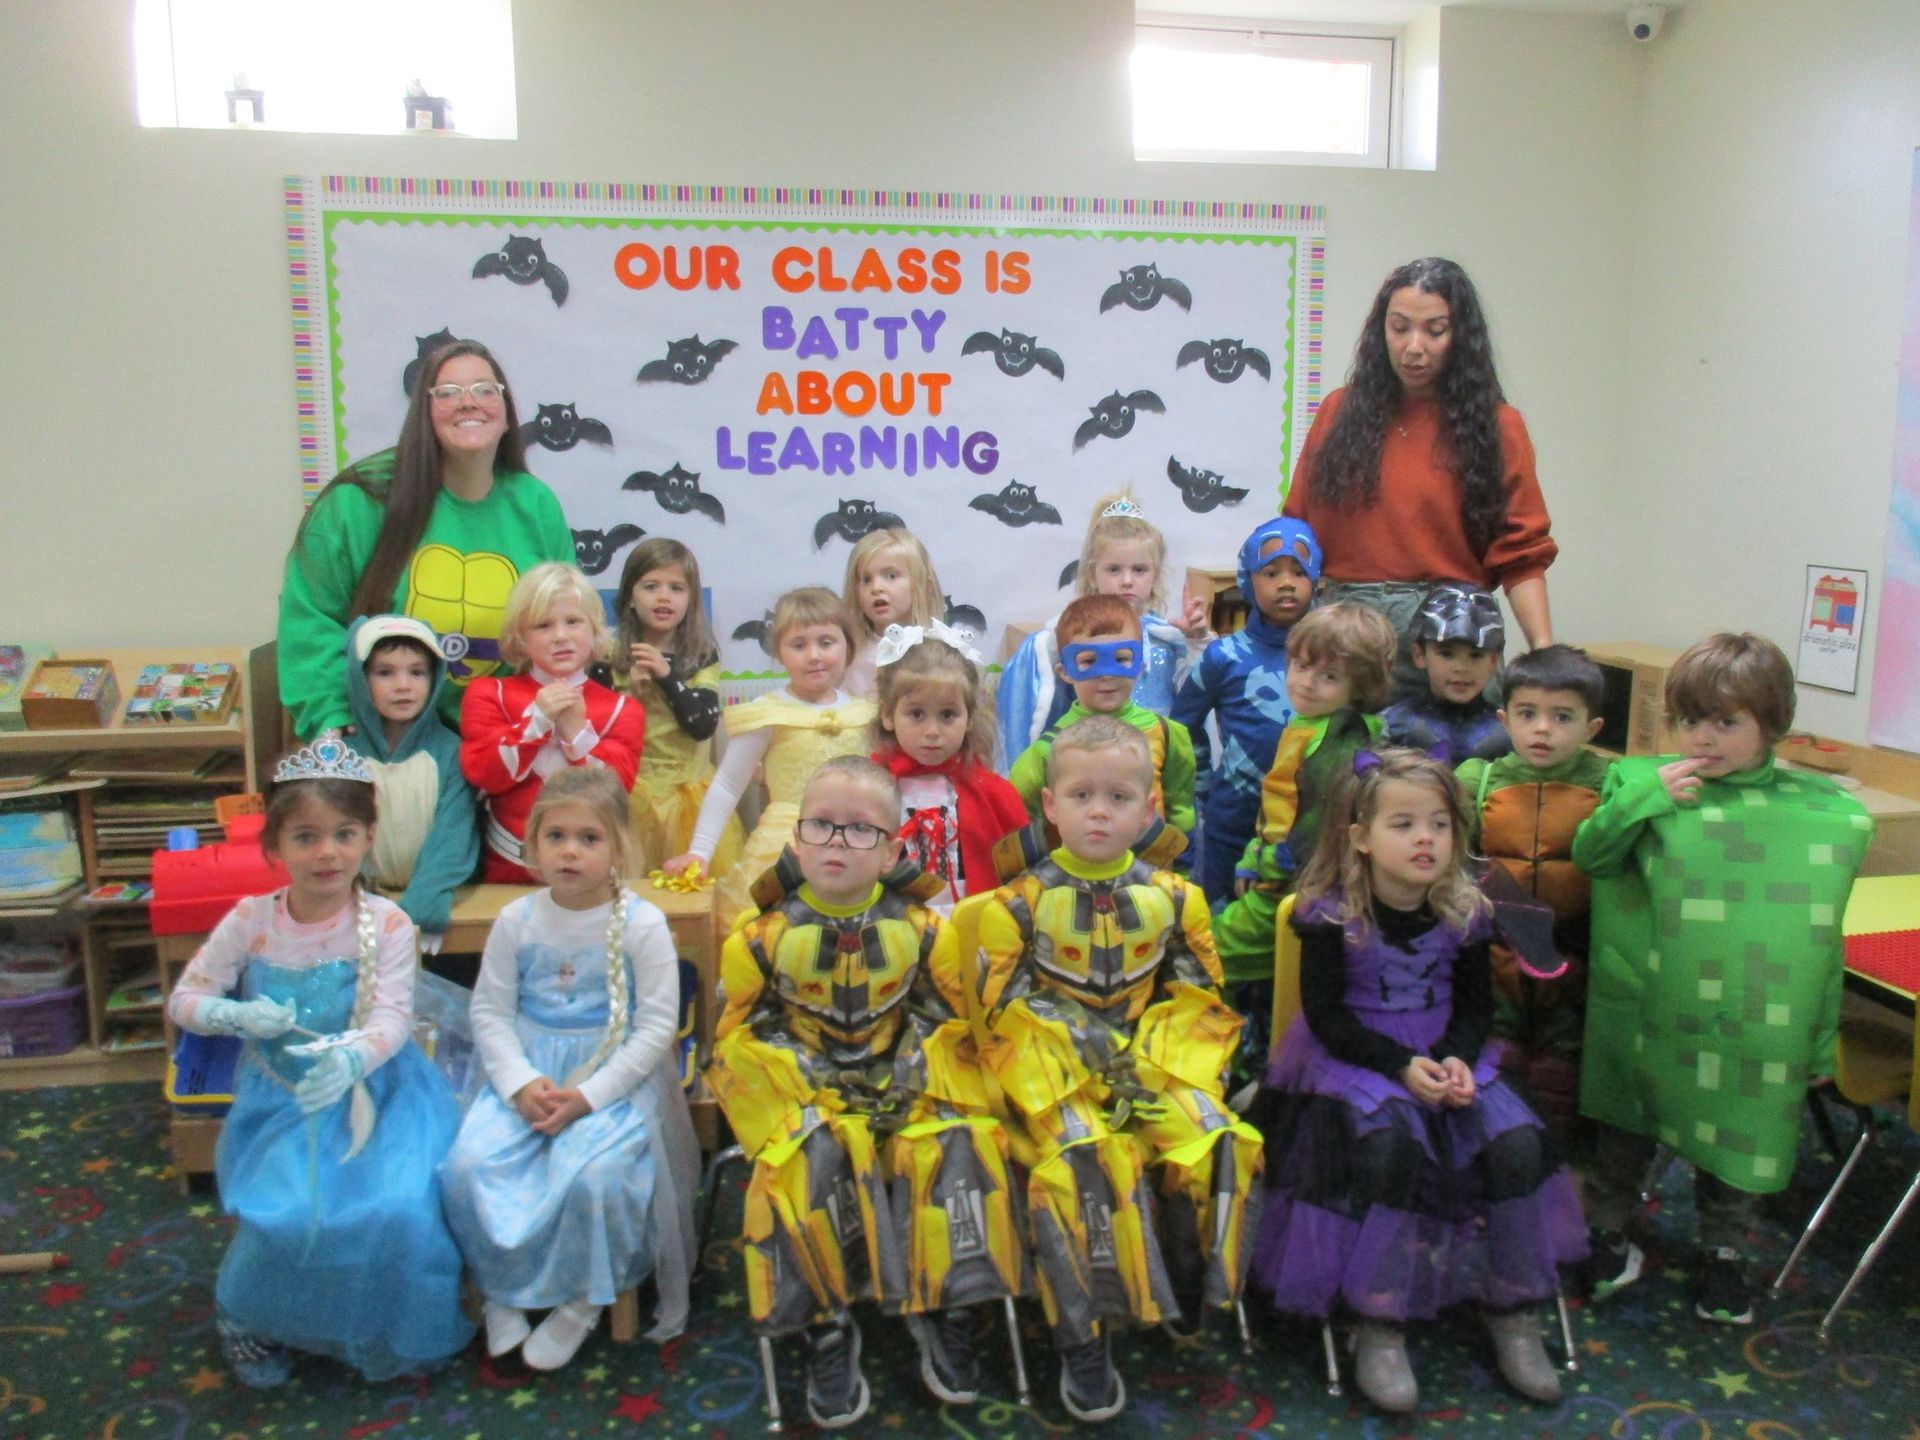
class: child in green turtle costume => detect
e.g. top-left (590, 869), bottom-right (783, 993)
top-left (1573, 633), bottom-right (1873, 1326)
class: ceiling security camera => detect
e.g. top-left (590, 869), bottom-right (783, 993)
top-left (1627, 5), bottom-right (1667, 42)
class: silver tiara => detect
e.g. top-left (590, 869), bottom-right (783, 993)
top-left (273, 731), bottom-right (374, 785)
top-left (1100, 497), bottom-right (1146, 519)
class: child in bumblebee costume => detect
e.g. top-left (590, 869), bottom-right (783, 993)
top-left (976, 716), bottom-right (1263, 1423)
top-left (705, 756), bottom-right (1023, 1430)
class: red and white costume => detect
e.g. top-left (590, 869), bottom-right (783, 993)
top-left (459, 668), bottom-right (643, 882)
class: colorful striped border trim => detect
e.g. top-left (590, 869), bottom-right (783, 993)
top-left (310, 175), bottom-right (1324, 231)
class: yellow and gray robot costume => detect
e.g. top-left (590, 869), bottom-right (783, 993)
top-left (706, 855), bottom-right (1025, 1335)
top-left (975, 846), bottom-right (1263, 1346)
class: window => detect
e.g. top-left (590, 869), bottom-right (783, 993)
top-left (133, 0), bottom-right (517, 138)
top-left (1132, 21), bottom-right (1394, 168)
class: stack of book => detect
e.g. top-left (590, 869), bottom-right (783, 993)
top-left (90, 789), bottom-right (223, 885)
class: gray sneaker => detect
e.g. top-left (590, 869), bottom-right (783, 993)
top-left (910, 1307), bottom-right (980, 1405)
top-left (1353, 1322), bottom-right (1418, 1414)
top-left (1059, 1334), bottom-right (1126, 1422)
top-left (804, 1318), bottom-right (870, 1431)
top-left (1483, 1307), bottom-right (1562, 1403)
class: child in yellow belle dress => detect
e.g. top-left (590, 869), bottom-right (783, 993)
top-left (612, 538), bottom-right (742, 875)
top-left (665, 587), bottom-right (875, 926)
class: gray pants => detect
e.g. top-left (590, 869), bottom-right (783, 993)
top-left (1584, 1123), bottom-right (1761, 1252)
top-left (1316, 580), bottom-right (1431, 704)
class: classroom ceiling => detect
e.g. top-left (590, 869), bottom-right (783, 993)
top-left (1142, 0), bottom-right (1654, 25)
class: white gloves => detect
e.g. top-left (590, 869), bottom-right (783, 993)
top-left (294, 1047), bottom-right (366, 1114)
top-left (199, 996), bottom-right (296, 1040)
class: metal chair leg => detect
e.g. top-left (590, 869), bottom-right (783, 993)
top-left (1772, 1112), bottom-right (1875, 1296)
top-left (1320, 1321), bottom-right (1342, 1397)
top-left (756, 1333), bottom-right (784, 1431)
top-left (1234, 1297), bottom-right (1252, 1354)
top-left (699, 1144), bottom-right (745, 1261)
top-left (1818, 1167), bottom-right (1920, 1342)
top-left (1000, 1296), bottom-right (1033, 1407)
top-left (1554, 1289), bottom-right (1578, 1372)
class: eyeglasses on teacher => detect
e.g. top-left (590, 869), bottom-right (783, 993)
top-left (427, 381), bottom-right (508, 404)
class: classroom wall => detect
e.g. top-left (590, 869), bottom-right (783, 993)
top-left (4, 1), bottom-right (1636, 677)
top-left (1614, 0), bottom-right (1920, 743)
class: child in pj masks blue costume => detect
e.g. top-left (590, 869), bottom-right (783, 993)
top-left (1172, 518), bottom-right (1323, 904)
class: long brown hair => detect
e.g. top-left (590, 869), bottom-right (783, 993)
top-left (613, 537), bottom-right (720, 683)
top-left (1306, 258), bottom-right (1508, 555)
top-left (290, 340), bottom-right (529, 619)
top-left (1295, 747), bottom-right (1489, 939)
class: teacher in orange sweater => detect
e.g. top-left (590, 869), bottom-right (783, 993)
top-left (1282, 257), bottom-right (1555, 696)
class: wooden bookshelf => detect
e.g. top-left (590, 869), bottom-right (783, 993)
top-left (0, 644), bottom-right (269, 1089)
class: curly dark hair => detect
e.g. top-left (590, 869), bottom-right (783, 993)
top-left (1307, 258), bottom-right (1509, 556)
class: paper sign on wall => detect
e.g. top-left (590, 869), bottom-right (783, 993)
top-left (285, 177), bottom-right (1325, 674)
top-left (1799, 564), bottom-right (1868, 694)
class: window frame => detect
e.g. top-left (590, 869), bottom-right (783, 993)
top-left (1132, 18), bottom-right (1397, 169)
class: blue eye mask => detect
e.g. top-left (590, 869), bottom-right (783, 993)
top-left (1060, 639), bottom-right (1145, 680)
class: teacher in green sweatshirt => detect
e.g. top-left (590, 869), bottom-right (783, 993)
top-left (277, 340), bottom-right (574, 738)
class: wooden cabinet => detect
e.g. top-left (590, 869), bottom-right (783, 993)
top-left (0, 645), bottom-right (273, 1092)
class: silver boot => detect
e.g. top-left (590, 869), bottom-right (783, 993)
top-left (1352, 1322), bottom-right (1418, 1413)
top-left (1484, 1307), bottom-right (1562, 1403)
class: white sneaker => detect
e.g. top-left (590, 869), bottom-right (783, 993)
top-left (483, 1301), bottom-right (530, 1358)
top-left (522, 1300), bottom-right (604, 1371)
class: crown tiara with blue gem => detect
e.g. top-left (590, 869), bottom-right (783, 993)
top-left (273, 731), bottom-right (374, 785)
top-left (1100, 497), bottom-right (1147, 519)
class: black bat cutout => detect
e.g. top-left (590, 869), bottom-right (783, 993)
top-left (622, 462), bottom-right (726, 524)
top-left (1098, 262), bottom-right (1193, 314)
top-left (571, 524), bottom-right (645, 577)
top-left (960, 327), bottom-right (1065, 380)
top-left (813, 498), bottom-right (906, 549)
top-left (1176, 337), bottom-right (1273, 384)
top-left (519, 403), bottom-right (614, 453)
top-left (636, 335), bottom-right (738, 386)
top-left (1058, 560), bottom-right (1080, 590)
top-left (969, 479), bottom-right (1062, 528)
top-left (1073, 389), bottom-right (1166, 451)
top-left (943, 595), bottom-right (988, 641)
top-left (731, 616), bottom-right (773, 649)
top-left (401, 328), bottom-right (467, 396)
top-left (472, 236), bottom-right (568, 306)
top-left (1166, 455), bottom-right (1251, 514)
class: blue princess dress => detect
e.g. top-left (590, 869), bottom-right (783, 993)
top-left (166, 892), bottom-right (473, 1380)
top-left (441, 888), bottom-right (699, 1338)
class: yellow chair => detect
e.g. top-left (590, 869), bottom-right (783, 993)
top-left (1769, 1002), bottom-right (1919, 1339)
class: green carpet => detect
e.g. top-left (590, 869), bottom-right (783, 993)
top-left (3, 1083), bottom-right (1917, 1438)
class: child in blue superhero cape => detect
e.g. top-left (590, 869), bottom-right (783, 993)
top-left (995, 490), bottom-right (1209, 764)
top-left (345, 615), bottom-right (481, 952)
top-left (1171, 517), bottom-right (1322, 904)
top-left (167, 736), bottom-right (473, 1386)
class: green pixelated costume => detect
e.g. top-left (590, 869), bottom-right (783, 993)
top-left (1574, 755), bottom-right (1872, 1196)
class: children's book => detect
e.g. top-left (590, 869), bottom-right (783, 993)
top-left (0, 646), bottom-right (53, 731)
top-left (123, 664), bottom-right (239, 726)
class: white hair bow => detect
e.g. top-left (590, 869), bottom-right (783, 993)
top-left (873, 620), bottom-right (985, 669)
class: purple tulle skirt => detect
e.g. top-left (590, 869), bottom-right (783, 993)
top-left (1248, 1010), bottom-right (1588, 1322)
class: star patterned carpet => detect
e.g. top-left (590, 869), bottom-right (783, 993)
top-left (2, 1083), bottom-right (1917, 1438)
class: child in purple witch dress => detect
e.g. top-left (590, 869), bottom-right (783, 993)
top-left (1248, 748), bottom-right (1585, 1415)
